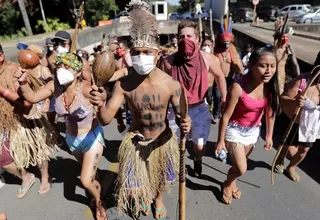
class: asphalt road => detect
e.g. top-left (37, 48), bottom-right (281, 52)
top-left (1, 118), bottom-right (320, 220)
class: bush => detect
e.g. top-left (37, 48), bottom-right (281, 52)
top-left (35, 17), bottom-right (70, 33)
top-left (0, 28), bottom-right (27, 41)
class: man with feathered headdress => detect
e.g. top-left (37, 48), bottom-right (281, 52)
top-left (274, 17), bottom-right (300, 94)
top-left (89, 0), bottom-right (191, 218)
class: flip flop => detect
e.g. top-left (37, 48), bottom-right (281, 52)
top-left (274, 164), bottom-right (284, 174)
top-left (140, 200), bottom-right (151, 216)
top-left (232, 188), bottom-right (242, 199)
top-left (17, 175), bottom-right (36, 199)
top-left (153, 205), bottom-right (167, 220)
top-left (221, 183), bottom-right (232, 204)
top-left (38, 182), bottom-right (52, 194)
top-left (287, 170), bottom-right (300, 182)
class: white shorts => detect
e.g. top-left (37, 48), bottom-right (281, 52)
top-left (225, 122), bottom-right (260, 147)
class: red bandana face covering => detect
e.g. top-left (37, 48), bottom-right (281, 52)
top-left (178, 38), bottom-right (198, 60)
top-left (281, 37), bottom-right (289, 45)
top-left (172, 38), bottom-right (208, 105)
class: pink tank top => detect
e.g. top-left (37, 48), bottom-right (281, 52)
top-left (229, 77), bottom-right (268, 127)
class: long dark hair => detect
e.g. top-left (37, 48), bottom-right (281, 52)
top-left (248, 46), bottom-right (281, 116)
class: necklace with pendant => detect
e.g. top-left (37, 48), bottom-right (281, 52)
top-left (63, 81), bottom-right (80, 112)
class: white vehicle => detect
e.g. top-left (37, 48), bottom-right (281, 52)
top-left (280, 4), bottom-right (312, 18)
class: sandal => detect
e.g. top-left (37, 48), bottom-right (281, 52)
top-left (153, 204), bottom-right (167, 220)
top-left (287, 170), bottom-right (300, 182)
top-left (17, 175), bottom-right (36, 199)
top-left (232, 188), bottom-right (242, 199)
top-left (221, 183), bottom-right (232, 204)
top-left (140, 200), bottom-right (151, 216)
top-left (274, 164), bottom-right (284, 174)
top-left (38, 180), bottom-right (52, 194)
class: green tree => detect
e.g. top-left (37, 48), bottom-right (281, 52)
top-left (177, 0), bottom-right (204, 13)
top-left (85, 0), bottom-right (118, 26)
top-left (0, 2), bottom-right (20, 36)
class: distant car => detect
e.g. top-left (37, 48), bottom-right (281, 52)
top-left (280, 4), bottom-right (312, 18)
top-left (256, 5), bottom-right (280, 22)
top-left (181, 8), bottom-right (210, 20)
top-left (295, 6), bottom-right (320, 23)
top-left (169, 12), bottom-right (180, 20)
top-left (231, 8), bottom-right (254, 23)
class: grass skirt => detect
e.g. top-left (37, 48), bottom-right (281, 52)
top-left (9, 111), bottom-right (59, 169)
top-left (116, 128), bottom-right (179, 216)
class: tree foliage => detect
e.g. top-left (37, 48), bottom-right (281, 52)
top-left (85, 0), bottom-right (118, 26)
top-left (177, 0), bottom-right (204, 13)
top-left (0, 1), bottom-right (20, 36)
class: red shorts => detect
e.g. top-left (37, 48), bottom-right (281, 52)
top-left (0, 138), bottom-right (13, 168)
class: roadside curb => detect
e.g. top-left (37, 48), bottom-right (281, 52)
top-left (250, 24), bottom-right (320, 41)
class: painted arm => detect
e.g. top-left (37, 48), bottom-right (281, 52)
top-left (209, 54), bottom-right (227, 101)
top-left (217, 83), bottom-right (241, 145)
top-left (91, 81), bottom-right (125, 125)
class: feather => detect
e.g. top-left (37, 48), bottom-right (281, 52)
top-left (127, 0), bottom-right (158, 49)
top-left (220, 18), bottom-right (225, 33)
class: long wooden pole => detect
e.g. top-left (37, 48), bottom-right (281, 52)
top-left (252, 5), bottom-right (256, 24)
top-left (70, 1), bottom-right (84, 53)
top-left (179, 89), bottom-right (188, 220)
top-left (209, 9), bottom-right (214, 43)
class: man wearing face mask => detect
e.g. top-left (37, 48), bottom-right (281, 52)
top-left (161, 20), bottom-right (227, 177)
top-left (50, 30), bottom-right (93, 84)
top-left (115, 40), bottom-right (132, 70)
top-left (89, 1), bottom-right (191, 218)
top-left (274, 24), bottom-right (300, 94)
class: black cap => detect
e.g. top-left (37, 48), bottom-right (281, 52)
top-left (52, 31), bottom-right (72, 42)
top-left (0, 44), bottom-right (3, 53)
top-left (46, 38), bottom-right (53, 45)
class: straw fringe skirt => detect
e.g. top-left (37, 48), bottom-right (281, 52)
top-left (116, 128), bottom-right (179, 216)
top-left (9, 112), bottom-right (59, 169)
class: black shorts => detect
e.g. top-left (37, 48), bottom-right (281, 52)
top-left (279, 112), bottom-right (314, 148)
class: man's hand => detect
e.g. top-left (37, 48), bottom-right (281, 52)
top-left (13, 68), bottom-right (28, 82)
top-left (89, 85), bottom-right (107, 107)
top-left (180, 115), bottom-right (191, 134)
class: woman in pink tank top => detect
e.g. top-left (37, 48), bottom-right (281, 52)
top-left (216, 47), bottom-right (281, 204)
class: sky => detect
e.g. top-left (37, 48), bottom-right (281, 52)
top-left (167, 0), bottom-right (180, 5)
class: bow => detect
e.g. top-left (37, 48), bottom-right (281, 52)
top-left (271, 65), bottom-right (320, 184)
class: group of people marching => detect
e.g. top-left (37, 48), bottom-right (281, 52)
top-left (1, 1), bottom-right (320, 219)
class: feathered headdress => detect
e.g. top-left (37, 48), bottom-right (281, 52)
top-left (126, 0), bottom-right (159, 50)
top-left (274, 17), bottom-right (294, 40)
top-left (220, 14), bottom-right (233, 41)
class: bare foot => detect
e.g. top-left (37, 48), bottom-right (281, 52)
top-left (154, 198), bottom-right (167, 219)
top-left (287, 166), bottom-right (300, 182)
top-left (221, 182), bottom-right (232, 204)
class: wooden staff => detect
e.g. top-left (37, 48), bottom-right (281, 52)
top-left (198, 14), bottom-right (203, 42)
top-left (209, 9), bottom-right (214, 43)
top-left (70, 1), bottom-right (85, 53)
top-left (275, 14), bottom-right (288, 49)
top-left (271, 66), bottom-right (320, 185)
top-left (179, 89), bottom-right (188, 220)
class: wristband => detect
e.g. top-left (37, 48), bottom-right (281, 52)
top-left (2, 89), bottom-right (9, 97)
top-left (266, 133), bottom-right (271, 139)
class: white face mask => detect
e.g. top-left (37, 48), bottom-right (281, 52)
top-left (56, 45), bottom-right (69, 53)
top-left (202, 46), bottom-right (211, 53)
top-left (131, 55), bottom-right (155, 75)
top-left (56, 68), bottom-right (75, 85)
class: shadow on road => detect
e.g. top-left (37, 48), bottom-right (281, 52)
top-left (260, 116), bottom-right (320, 184)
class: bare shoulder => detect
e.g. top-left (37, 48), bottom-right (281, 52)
top-left (229, 82), bottom-right (242, 97)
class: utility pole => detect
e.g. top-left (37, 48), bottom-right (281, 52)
top-left (39, 0), bottom-right (48, 31)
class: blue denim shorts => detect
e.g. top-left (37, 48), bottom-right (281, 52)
top-left (66, 125), bottom-right (105, 153)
